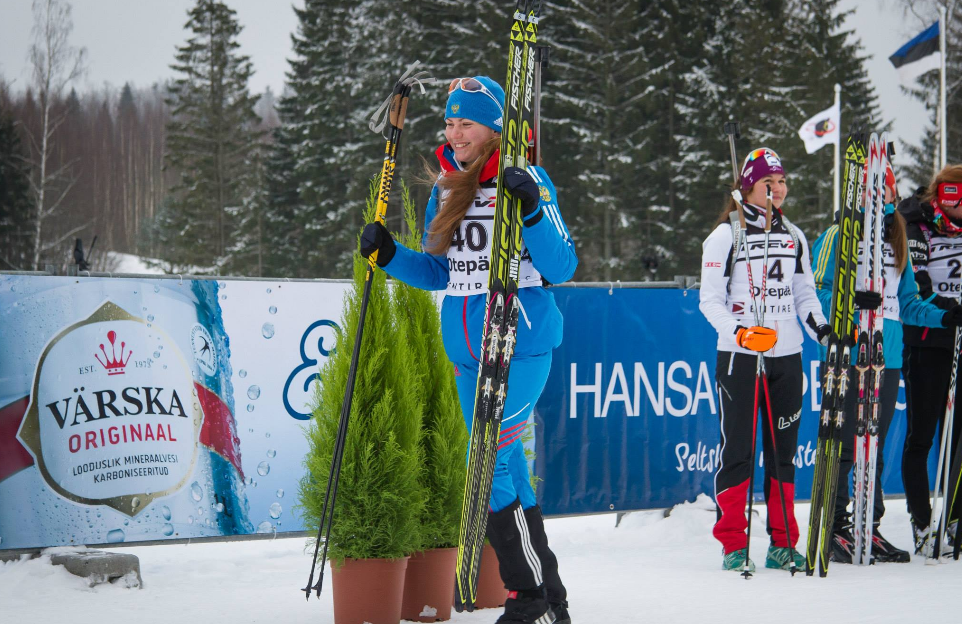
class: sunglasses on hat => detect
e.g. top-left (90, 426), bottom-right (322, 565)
top-left (448, 77), bottom-right (504, 116)
top-left (746, 147), bottom-right (780, 162)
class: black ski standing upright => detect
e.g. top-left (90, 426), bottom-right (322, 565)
top-left (806, 128), bottom-right (865, 577)
top-left (455, 0), bottom-right (541, 613)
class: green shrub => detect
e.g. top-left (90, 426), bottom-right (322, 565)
top-left (297, 178), bottom-right (424, 561)
top-left (391, 183), bottom-right (468, 551)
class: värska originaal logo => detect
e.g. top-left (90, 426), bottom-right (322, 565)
top-left (17, 301), bottom-right (203, 516)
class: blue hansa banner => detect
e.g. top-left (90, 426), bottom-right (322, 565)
top-left (534, 287), bottom-right (921, 516)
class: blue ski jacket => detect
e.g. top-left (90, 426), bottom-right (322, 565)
top-left (381, 144), bottom-right (578, 365)
top-left (811, 204), bottom-right (946, 368)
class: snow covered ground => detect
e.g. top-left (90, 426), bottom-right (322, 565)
top-left (2, 495), bottom-right (959, 624)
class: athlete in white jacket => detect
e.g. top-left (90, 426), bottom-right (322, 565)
top-left (699, 147), bottom-right (829, 573)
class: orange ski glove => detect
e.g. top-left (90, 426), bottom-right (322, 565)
top-left (735, 325), bottom-right (777, 352)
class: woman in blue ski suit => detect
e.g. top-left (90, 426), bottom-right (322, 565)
top-left (811, 162), bottom-right (962, 564)
top-left (360, 76), bottom-right (576, 624)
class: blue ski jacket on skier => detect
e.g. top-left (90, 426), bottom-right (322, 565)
top-left (811, 203), bottom-right (947, 369)
top-left (358, 75), bottom-right (576, 622)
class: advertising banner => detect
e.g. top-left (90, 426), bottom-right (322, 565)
top-left (0, 278), bottom-right (931, 548)
top-left (534, 287), bottom-right (922, 516)
top-left (0, 275), bottom-right (346, 549)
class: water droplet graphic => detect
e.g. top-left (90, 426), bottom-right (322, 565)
top-left (106, 529), bottom-right (126, 543)
top-left (221, 294), bottom-right (227, 301)
top-left (247, 404), bottom-right (254, 413)
top-left (162, 524), bottom-right (174, 537)
top-left (269, 502), bottom-right (283, 519)
top-left (147, 314), bottom-right (154, 322)
top-left (265, 432), bottom-right (270, 439)
top-left (154, 285), bottom-right (160, 293)
top-left (246, 477), bottom-right (254, 486)
top-left (131, 497), bottom-right (141, 510)
top-left (238, 369), bottom-right (247, 378)
top-left (257, 461), bottom-right (270, 476)
top-left (153, 351), bottom-right (161, 359)
top-left (276, 489), bottom-right (284, 498)
top-left (197, 506), bottom-right (205, 516)
top-left (214, 502), bottom-right (225, 513)
top-left (266, 449), bottom-right (276, 458)
top-left (247, 385), bottom-right (260, 400)
top-left (162, 506), bottom-right (171, 521)
top-left (269, 306), bottom-right (277, 315)
top-left (188, 515), bottom-right (194, 525)
top-left (261, 323), bottom-right (275, 339)
top-left (256, 521), bottom-right (273, 534)
top-left (190, 482), bottom-right (204, 502)
top-left (163, 365), bottom-right (167, 370)
top-left (266, 287), bottom-right (272, 294)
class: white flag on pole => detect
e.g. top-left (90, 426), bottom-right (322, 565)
top-left (797, 102), bottom-right (841, 155)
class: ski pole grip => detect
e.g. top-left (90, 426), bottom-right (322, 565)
top-left (389, 94), bottom-right (403, 128)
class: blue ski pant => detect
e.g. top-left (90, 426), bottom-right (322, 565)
top-left (453, 353), bottom-right (552, 513)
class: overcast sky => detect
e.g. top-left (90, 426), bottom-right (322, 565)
top-left (0, 0), bottom-right (944, 179)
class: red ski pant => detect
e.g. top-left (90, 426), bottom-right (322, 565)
top-left (713, 351), bottom-right (802, 554)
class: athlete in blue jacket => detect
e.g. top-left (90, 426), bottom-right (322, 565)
top-left (360, 76), bottom-right (576, 624)
top-left (811, 165), bottom-right (961, 564)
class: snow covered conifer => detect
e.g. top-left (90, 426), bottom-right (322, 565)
top-left (160, 0), bottom-right (263, 273)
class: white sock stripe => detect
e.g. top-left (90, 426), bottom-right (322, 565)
top-left (514, 505), bottom-right (543, 585)
top-left (528, 167), bottom-right (543, 183)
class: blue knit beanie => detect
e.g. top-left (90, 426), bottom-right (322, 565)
top-left (445, 76), bottom-right (505, 132)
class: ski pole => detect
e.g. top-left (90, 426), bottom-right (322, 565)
top-left (928, 317), bottom-right (962, 562)
top-left (303, 64), bottom-right (431, 600)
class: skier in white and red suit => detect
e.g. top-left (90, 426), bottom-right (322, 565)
top-left (699, 147), bottom-right (830, 573)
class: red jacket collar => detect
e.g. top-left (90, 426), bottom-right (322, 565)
top-left (435, 143), bottom-right (500, 182)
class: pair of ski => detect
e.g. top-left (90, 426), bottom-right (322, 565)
top-left (805, 129), bottom-right (866, 577)
top-left (805, 130), bottom-right (890, 575)
top-left (722, 122), bottom-right (796, 578)
top-left (455, 0), bottom-right (543, 612)
top-left (851, 133), bottom-right (889, 566)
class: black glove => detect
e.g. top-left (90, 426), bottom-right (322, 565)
top-left (805, 313), bottom-right (832, 346)
top-left (853, 290), bottom-right (882, 311)
top-left (942, 305), bottom-right (962, 328)
top-left (502, 166), bottom-right (540, 218)
top-left (816, 324), bottom-right (831, 346)
top-left (359, 221), bottom-right (396, 267)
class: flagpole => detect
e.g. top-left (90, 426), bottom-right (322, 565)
top-left (941, 6), bottom-right (947, 169)
top-left (834, 83), bottom-right (841, 218)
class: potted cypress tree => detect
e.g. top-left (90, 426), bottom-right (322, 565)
top-left (298, 180), bottom-right (424, 624)
top-left (391, 185), bottom-right (469, 623)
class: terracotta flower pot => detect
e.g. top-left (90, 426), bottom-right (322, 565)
top-left (473, 543), bottom-right (508, 609)
top-left (400, 547), bottom-right (457, 622)
top-left (331, 556), bottom-right (409, 624)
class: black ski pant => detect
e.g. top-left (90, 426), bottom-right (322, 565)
top-left (832, 367), bottom-right (900, 526)
top-left (902, 346), bottom-right (962, 529)
top-left (714, 351), bottom-right (802, 553)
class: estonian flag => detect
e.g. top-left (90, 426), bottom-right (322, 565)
top-left (889, 21), bottom-right (941, 85)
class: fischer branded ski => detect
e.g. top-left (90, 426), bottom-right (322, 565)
top-left (806, 128), bottom-right (866, 577)
top-left (852, 133), bottom-right (886, 566)
top-left (454, 0), bottom-right (541, 612)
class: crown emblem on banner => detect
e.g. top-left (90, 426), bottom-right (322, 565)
top-left (95, 330), bottom-right (132, 375)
